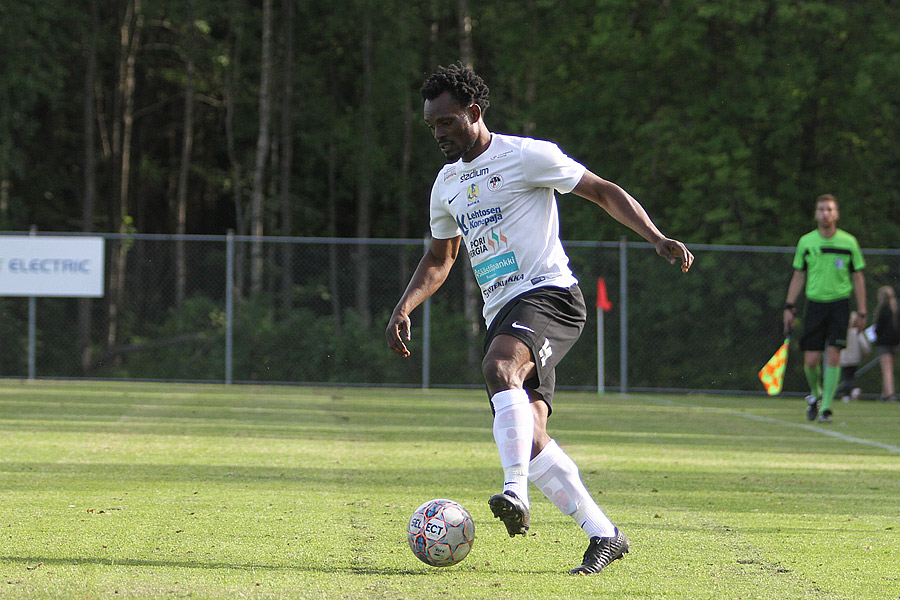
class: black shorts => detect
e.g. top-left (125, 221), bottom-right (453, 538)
top-left (484, 285), bottom-right (587, 412)
top-left (800, 298), bottom-right (850, 351)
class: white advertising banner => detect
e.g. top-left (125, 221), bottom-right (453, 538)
top-left (0, 236), bottom-right (105, 297)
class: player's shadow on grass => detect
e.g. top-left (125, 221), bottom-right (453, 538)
top-left (2, 555), bottom-right (291, 572)
top-left (2, 555), bottom-right (554, 576)
top-left (1, 555), bottom-right (451, 576)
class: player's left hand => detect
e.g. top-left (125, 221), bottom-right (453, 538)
top-left (655, 238), bottom-right (694, 273)
top-left (386, 312), bottom-right (412, 358)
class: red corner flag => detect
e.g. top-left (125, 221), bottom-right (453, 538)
top-left (758, 338), bottom-right (789, 396)
top-left (596, 278), bottom-right (613, 312)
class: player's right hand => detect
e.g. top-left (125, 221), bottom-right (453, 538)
top-left (386, 312), bottom-right (412, 357)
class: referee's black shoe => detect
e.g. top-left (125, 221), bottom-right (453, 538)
top-left (488, 490), bottom-right (530, 537)
top-left (570, 528), bottom-right (630, 575)
top-left (805, 395), bottom-right (820, 421)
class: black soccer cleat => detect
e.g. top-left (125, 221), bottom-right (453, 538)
top-left (818, 409), bottom-right (832, 423)
top-left (570, 528), bottom-right (630, 575)
top-left (805, 395), bottom-right (820, 421)
top-left (488, 490), bottom-right (530, 537)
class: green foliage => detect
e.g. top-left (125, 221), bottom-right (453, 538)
top-left (3, 0), bottom-right (899, 244)
top-left (0, 0), bottom-right (83, 229)
top-left (5, 0), bottom-right (900, 381)
top-left (99, 294), bottom-right (422, 385)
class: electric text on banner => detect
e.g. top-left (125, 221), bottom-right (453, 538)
top-left (0, 237), bottom-right (105, 297)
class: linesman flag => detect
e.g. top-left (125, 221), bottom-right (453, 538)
top-left (758, 338), bottom-right (790, 396)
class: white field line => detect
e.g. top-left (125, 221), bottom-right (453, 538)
top-left (639, 395), bottom-right (900, 454)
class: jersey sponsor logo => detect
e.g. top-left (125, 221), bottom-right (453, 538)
top-left (443, 166), bottom-right (457, 182)
top-left (455, 207), bottom-right (504, 236)
top-left (530, 273), bottom-right (560, 286)
top-left (466, 183), bottom-right (480, 206)
top-left (487, 174), bottom-right (503, 192)
top-left (482, 273), bottom-right (524, 299)
top-left (456, 214), bottom-right (469, 235)
top-left (469, 235), bottom-right (489, 258)
top-left (468, 227), bottom-right (508, 259)
top-left (459, 167), bottom-right (489, 183)
top-left (473, 251), bottom-right (518, 285)
top-left (488, 227), bottom-right (507, 250)
top-left (490, 150), bottom-right (513, 160)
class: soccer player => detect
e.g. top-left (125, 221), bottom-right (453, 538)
top-left (385, 64), bottom-right (693, 575)
top-left (783, 194), bottom-right (867, 423)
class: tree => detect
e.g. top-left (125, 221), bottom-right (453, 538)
top-left (354, 5), bottom-right (375, 327)
top-left (106, 0), bottom-right (143, 348)
top-left (249, 0), bottom-right (273, 294)
top-left (278, 0), bottom-right (295, 315)
top-left (78, 0), bottom-right (100, 373)
top-left (175, 0), bottom-right (197, 311)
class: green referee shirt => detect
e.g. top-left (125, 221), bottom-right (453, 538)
top-left (792, 229), bottom-right (865, 302)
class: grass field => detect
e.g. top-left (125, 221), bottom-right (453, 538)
top-left (0, 380), bottom-right (897, 599)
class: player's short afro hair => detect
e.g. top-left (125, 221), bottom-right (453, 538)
top-left (420, 63), bottom-right (490, 112)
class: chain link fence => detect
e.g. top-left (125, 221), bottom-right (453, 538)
top-left (2, 233), bottom-right (898, 397)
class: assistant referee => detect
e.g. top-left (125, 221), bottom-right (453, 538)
top-left (784, 193), bottom-right (867, 423)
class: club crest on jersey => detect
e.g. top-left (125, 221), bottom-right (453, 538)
top-left (487, 174), bottom-right (503, 192)
top-left (834, 258), bottom-right (845, 270)
top-left (466, 183), bottom-right (480, 206)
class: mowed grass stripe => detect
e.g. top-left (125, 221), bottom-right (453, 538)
top-left (0, 380), bottom-right (897, 599)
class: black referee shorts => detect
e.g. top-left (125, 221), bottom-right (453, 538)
top-left (484, 284), bottom-right (587, 412)
top-left (800, 298), bottom-right (850, 351)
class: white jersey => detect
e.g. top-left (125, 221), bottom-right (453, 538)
top-left (429, 133), bottom-right (586, 327)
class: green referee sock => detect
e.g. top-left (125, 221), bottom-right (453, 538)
top-left (803, 364), bottom-right (822, 399)
top-left (821, 365), bottom-right (840, 414)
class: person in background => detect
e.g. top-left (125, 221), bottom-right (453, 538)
top-left (874, 286), bottom-right (900, 402)
top-left (783, 194), bottom-right (867, 423)
top-left (837, 311), bottom-right (871, 402)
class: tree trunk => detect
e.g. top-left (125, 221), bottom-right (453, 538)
top-left (107, 0), bottom-right (143, 349)
top-left (225, 0), bottom-right (245, 299)
top-left (398, 88), bottom-right (413, 286)
top-left (78, 0), bottom-right (99, 374)
top-left (249, 0), bottom-right (274, 294)
top-left (458, 0), bottom-right (480, 373)
top-left (327, 139), bottom-right (341, 334)
top-left (175, 0), bottom-right (196, 312)
top-left (279, 0), bottom-right (295, 315)
top-left (354, 10), bottom-right (375, 327)
top-left (458, 0), bottom-right (472, 69)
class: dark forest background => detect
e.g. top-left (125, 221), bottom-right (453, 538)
top-left (2, 0), bottom-right (899, 382)
top-left (4, 1), bottom-right (900, 244)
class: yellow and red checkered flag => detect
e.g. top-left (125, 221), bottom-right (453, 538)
top-left (758, 338), bottom-right (790, 395)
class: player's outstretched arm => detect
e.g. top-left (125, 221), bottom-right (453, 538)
top-left (386, 236), bottom-right (461, 357)
top-left (572, 170), bottom-right (693, 273)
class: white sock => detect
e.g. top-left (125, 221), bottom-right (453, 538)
top-left (490, 389), bottom-right (533, 507)
top-left (528, 439), bottom-right (616, 538)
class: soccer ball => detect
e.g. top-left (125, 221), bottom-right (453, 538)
top-left (407, 499), bottom-right (475, 567)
